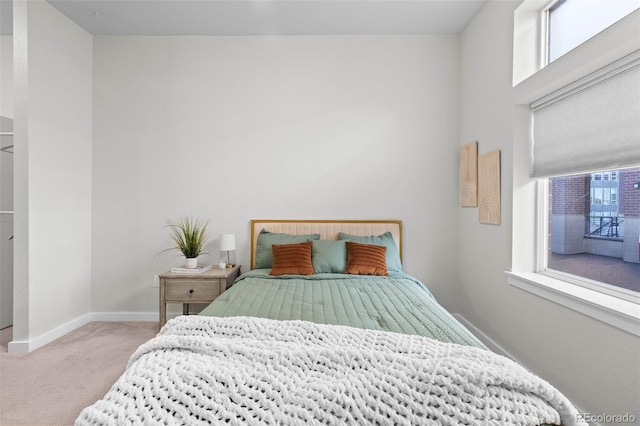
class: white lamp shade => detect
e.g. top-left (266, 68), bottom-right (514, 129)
top-left (220, 234), bottom-right (236, 251)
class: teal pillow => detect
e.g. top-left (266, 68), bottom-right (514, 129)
top-left (337, 231), bottom-right (402, 272)
top-left (312, 240), bottom-right (347, 273)
top-left (254, 230), bottom-right (320, 269)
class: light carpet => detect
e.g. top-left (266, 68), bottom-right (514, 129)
top-left (0, 322), bottom-right (157, 426)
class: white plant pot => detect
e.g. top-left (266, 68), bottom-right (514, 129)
top-left (185, 257), bottom-right (198, 269)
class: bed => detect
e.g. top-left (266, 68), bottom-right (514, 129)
top-left (76, 219), bottom-right (585, 426)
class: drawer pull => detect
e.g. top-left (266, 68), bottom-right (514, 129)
top-left (189, 289), bottom-right (194, 294)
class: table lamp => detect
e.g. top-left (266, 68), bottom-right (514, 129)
top-left (220, 234), bottom-right (236, 267)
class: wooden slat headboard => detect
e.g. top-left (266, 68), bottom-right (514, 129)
top-left (250, 219), bottom-right (402, 269)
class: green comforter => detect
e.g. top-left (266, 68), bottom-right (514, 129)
top-left (199, 270), bottom-right (484, 348)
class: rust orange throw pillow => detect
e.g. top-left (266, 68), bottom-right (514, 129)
top-left (270, 241), bottom-right (314, 275)
top-left (345, 241), bottom-right (388, 276)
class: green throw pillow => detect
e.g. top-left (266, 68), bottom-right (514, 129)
top-left (254, 230), bottom-right (320, 269)
top-left (337, 231), bottom-right (402, 272)
top-left (312, 240), bottom-right (347, 273)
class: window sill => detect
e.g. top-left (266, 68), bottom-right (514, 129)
top-left (505, 271), bottom-right (640, 336)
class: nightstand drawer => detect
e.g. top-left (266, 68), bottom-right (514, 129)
top-left (164, 281), bottom-right (221, 302)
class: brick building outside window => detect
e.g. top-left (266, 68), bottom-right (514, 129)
top-left (548, 167), bottom-right (640, 292)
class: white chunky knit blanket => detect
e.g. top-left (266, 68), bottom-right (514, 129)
top-left (76, 316), bottom-right (585, 426)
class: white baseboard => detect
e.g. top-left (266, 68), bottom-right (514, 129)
top-left (7, 312), bottom-right (181, 352)
top-left (7, 313), bottom-right (92, 353)
top-left (452, 313), bottom-right (516, 360)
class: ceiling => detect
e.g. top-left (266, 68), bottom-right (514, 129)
top-left (1, 0), bottom-right (487, 36)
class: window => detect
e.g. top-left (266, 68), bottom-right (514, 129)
top-left (530, 52), bottom-right (640, 314)
top-left (531, 52), bottom-right (640, 302)
top-left (546, 0), bottom-right (639, 63)
top-left (546, 168), bottom-right (638, 299)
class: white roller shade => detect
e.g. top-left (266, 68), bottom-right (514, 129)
top-left (532, 52), bottom-right (640, 178)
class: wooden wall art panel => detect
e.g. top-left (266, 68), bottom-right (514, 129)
top-left (459, 141), bottom-right (478, 207)
top-left (478, 149), bottom-right (501, 225)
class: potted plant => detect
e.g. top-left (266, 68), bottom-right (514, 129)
top-left (166, 217), bottom-right (209, 268)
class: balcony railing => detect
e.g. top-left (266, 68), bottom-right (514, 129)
top-left (585, 215), bottom-right (624, 238)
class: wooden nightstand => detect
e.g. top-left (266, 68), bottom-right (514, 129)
top-left (159, 265), bottom-right (241, 327)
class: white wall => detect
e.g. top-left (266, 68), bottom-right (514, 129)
top-left (92, 35), bottom-right (462, 314)
top-left (10, 0), bottom-right (92, 350)
top-left (458, 0), bottom-right (640, 421)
